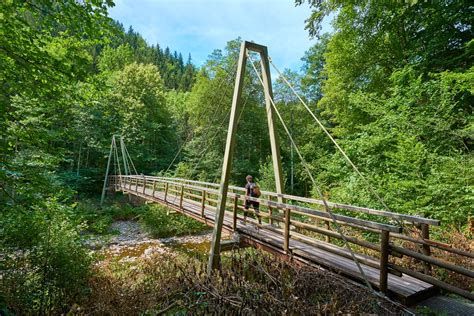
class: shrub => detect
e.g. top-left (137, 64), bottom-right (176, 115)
top-left (140, 204), bottom-right (208, 238)
top-left (0, 199), bottom-right (93, 314)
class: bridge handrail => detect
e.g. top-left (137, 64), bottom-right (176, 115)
top-left (108, 174), bottom-right (474, 301)
top-left (128, 175), bottom-right (439, 226)
top-left (114, 175), bottom-right (401, 233)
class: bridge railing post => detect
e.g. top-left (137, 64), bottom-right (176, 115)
top-left (325, 221), bottom-right (331, 243)
top-left (268, 194), bottom-right (273, 225)
top-left (284, 208), bottom-right (290, 253)
top-left (233, 195), bottom-right (238, 231)
top-left (379, 230), bottom-right (390, 293)
top-left (135, 177), bottom-right (139, 193)
top-left (164, 182), bottom-right (169, 202)
top-left (421, 223), bottom-right (432, 274)
top-left (179, 184), bottom-right (184, 210)
top-left (201, 189), bottom-right (206, 217)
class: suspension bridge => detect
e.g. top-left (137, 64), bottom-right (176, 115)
top-left (101, 42), bottom-right (474, 305)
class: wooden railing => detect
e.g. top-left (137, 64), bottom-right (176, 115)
top-left (109, 175), bottom-right (473, 300)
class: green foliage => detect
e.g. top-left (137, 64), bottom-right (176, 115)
top-left (170, 39), bottom-right (274, 185)
top-left (293, 1), bottom-right (473, 226)
top-left (98, 43), bottom-right (134, 72)
top-left (256, 156), bottom-right (288, 192)
top-left (0, 200), bottom-right (93, 315)
top-left (1, 0), bottom-right (472, 311)
top-left (109, 24), bottom-right (197, 91)
top-left (140, 204), bottom-right (208, 238)
top-left (106, 62), bottom-right (173, 171)
top-left (74, 198), bottom-right (143, 234)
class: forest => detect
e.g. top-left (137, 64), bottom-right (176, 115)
top-left (0, 0), bottom-right (472, 314)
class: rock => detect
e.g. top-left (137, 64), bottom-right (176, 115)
top-left (144, 248), bottom-right (154, 256)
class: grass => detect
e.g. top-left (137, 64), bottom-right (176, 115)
top-left (139, 204), bottom-right (208, 238)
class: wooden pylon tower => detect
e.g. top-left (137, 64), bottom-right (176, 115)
top-left (207, 41), bottom-right (285, 273)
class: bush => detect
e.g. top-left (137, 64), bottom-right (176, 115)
top-left (74, 197), bottom-right (144, 234)
top-left (140, 204), bottom-right (208, 238)
top-left (0, 199), bottom-right (93, 314)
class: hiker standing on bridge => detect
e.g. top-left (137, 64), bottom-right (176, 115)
top-left (244, 175), bottom-right (261, 224)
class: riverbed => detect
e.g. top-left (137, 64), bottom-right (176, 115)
top-left (87, 220), bottom-right (228, 262)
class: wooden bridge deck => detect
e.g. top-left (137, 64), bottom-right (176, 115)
top-left (116, 180), bottom-right (437, 305)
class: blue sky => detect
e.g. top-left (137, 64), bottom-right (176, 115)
top-left (108, 0), bottom-right (332, 72)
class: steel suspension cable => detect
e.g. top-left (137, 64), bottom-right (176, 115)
top-left (188, 58), bottom-right (258, 181)
top-left (186, 106), bottom-right (232, 178)
top-left (247, 53), bottom-right (375, 292)
top-left (251, 55), bottom-right (418, 314)
top-left (268, 57), bottom-right (421, 237)
top-left (268, 57), bottom-right (391, 212)
top-left (122, 137), bottom-right (138, 175)
top-left (211, 91), bottom-right (253, 183)
top-left (165, 61), bottom-right (239, 173)
top-left (113, 136), bottom-right (123, 187)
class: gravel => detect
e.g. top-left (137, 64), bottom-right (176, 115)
top-left (86, 220), bottom-right (220, 263)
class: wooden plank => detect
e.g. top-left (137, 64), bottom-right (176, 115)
top-left (390, 264), bottom-right (474, 301)
top-left (141, 175), bottom-right (439, 226)
top-left (119, 181), bottom-right (440, 303)
top-left (233, 195), bottom-right (238, 231)
top-left (392, 245), bottom-right (474, 278)
top-left (278, 194), bottom-right (440, 226)
top-left (391, 233), bottom-right (474, 258)
top-left (201, 190), bottom-right (206, 217)
top-left (283, 208), bottom-right (290, 252)
top-left (240, 195), bottom-right (402, 233)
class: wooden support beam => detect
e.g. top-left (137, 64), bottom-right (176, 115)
top-left (259, 45), bottom-right (285, 224)
top-left (233, 195), bottom-right (238, 231)
top-left (379, 230), bottom-right (390, 293)
top-left (325, 221), bottom-right (331, 243)
top-left (164, 182), bottom-right (169, 202)
top-left (208, 41), bottom-right (285, 274)
top-left (283, 208), bottom-right (290, 252)
top-left (179, 184), bottom-right (184, 210)
top-left (100, 136), bottom-right (115, 206)
top-left (208, 41), bottom-right (248, 273)
top-left (421, 223), bottom-right (432, 274)
top-left (201, 190), bottom-right (206, 217)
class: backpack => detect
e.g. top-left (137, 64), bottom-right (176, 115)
top-left (252, 185), bottom-right (261, 198)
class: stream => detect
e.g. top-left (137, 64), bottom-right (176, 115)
top-left (86, 220), bottom-right (225, 262)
